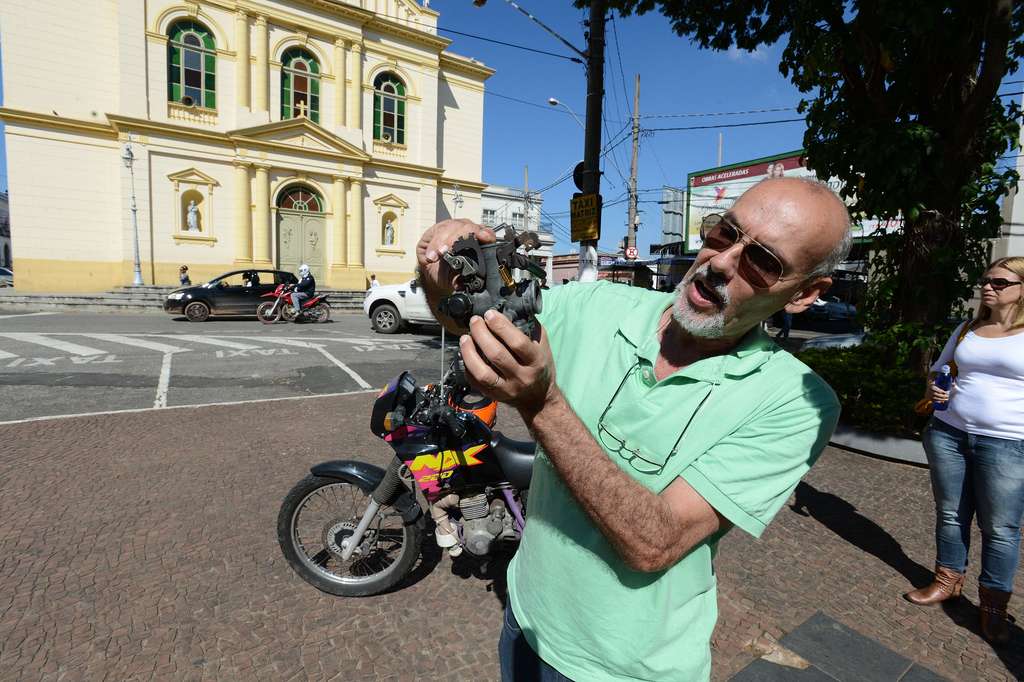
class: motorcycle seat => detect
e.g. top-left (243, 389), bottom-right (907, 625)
top-left (490, 431), bottom-right (535, 490)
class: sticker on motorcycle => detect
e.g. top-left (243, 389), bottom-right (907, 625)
top-left (407, 444), bottom-right (487, 493)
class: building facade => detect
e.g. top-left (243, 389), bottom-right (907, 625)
top-left (479, 183), bottom-right (554, 283)
top-left (0, 0), bottom-right (492, 292)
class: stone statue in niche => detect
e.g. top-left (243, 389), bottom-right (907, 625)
top-left (383, 219), bottom-right (395, 246)
top-left (186, 200), bottom-right (201, 232)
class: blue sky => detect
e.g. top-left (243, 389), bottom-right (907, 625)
top-left (0, 3), bottom-right (810, 255)
top-left (434, 1), bottom-right (807, 256)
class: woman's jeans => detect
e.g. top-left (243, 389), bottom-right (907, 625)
top-left (922, 418), bottom-right (1024, 592)
top-left (499, 603), bottom-right (573, 682)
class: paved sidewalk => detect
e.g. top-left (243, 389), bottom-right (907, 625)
top-left (0, 395), bottom-right (1019, 681)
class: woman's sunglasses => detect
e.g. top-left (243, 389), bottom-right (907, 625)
top-left (979, 277), bottom-right (1023, 291)
top-left (700, 214), bottom-right (786, 288)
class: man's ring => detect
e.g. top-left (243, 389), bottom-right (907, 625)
top-left (488, 377), bottom-right (501, 389)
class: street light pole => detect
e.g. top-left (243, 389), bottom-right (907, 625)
top-left (578, 0), bottom-right (606, 282)
top-left (474, 0), bottom-right (604, 282)
top-left (547, 97), bottom-right (585, 130)
top-left (121, 139), bottom-right (144, 286)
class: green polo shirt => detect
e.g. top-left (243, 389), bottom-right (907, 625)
top-left (507, 281), bottom-right (839, 681)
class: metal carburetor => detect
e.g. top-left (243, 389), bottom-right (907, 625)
top-left (437, 229), bottom-right (545, 337)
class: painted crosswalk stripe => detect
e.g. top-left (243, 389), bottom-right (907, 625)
top-left (170, 335), bottom-right (260, 350)
top-left (0, 333), bottom-right (105, 356)
top-left (254, 337), bottom-right (372, 388)
top-left (80, 334), bottom-right (191, 354)
top-left (0, 348), bottom-right (17, 360)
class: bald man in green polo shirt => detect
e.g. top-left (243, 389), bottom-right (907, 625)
top-left (417, 177), bottom-right (851, 681)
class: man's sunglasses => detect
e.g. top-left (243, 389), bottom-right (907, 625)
top-left (979, 276), bottom-right (1023, 291)
top-left (700, 214), bottom-right (787, 288)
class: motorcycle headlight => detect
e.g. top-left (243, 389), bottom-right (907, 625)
top-left (167, 292), bottom-right (185, 300)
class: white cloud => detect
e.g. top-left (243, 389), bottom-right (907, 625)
top-left (727, 45), bottom-right (769, 62)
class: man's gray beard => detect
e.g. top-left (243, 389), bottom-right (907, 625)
top-left (672, 266), bottom-right (729, 338)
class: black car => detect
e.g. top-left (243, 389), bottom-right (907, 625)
top-left (163, 269), bottom-right (299, 322)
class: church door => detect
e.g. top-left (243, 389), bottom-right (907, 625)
top-left (276, 186), bottom-right (325, 282)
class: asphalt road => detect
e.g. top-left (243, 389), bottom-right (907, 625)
top-left (0, 310), bottom-right (452, 423)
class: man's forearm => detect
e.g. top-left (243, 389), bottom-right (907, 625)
top-left (521, 389), bottom-right (701, 572)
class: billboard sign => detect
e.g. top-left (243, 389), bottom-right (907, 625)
top-left (684, 151), bottom-right (895, 253)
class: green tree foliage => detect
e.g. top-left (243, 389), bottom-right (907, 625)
top-left (599, 0), bottom-right (1024, 373)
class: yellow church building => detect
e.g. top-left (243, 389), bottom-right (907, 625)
top-left (0, 0), bottom-right (493, 292)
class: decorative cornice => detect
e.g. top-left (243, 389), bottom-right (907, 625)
top-left (368, 157), bottom-right (444, 178)
top-left (365, 16), bottom-right (450, 52)
top-left (439, 177), bottom-right (487, 192)
top-left (0, 107), bottom-right (116, 138)
top-left (372, 192), bottom-right (411, 209)
top-left (439, 52), bottom-right (495, 81)
top-left (168, 167), bottom-right (222, 185)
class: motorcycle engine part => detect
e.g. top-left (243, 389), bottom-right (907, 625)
top-left (458, 493), bottom-right (489, 520)
top-left (430, 494), bottom-right (460, 548)
top-left (437, 234), bottom-right (544, 336)
top-left (462, 500), bottom-right (508, 556)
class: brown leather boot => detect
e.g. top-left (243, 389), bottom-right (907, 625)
top-left (904, 566), bottom-right (965, 605)
top-left (978, 585), bottom-right (1011, 645)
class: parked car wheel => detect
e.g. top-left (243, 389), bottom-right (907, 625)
top-left (184, 301), bottom-right (211, 322)
top-left (371, 303), bottom-right (402, 334)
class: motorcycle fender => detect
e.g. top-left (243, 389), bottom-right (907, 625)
top-left (310, 459), bottom-right (422, 524)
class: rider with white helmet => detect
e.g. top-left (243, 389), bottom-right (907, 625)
top-left (292, 264), bottom-right (316, 318)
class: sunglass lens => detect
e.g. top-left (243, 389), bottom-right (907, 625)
top-left (703, 221), bottom-right (737, 250)
top-left (742, 245), bottom-right (783, 288)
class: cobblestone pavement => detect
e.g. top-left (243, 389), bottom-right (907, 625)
top-left (0, 395), bottom-right (1020, 681)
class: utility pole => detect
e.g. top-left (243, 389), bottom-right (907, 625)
top-left (717, 132), bottom-right (723, 167)
top-left (625, 74), bottom-right (640, 259)
top-left (523, 165), bottom-right (530, 231)
top-left (577, 0), bottom-right (606, 281)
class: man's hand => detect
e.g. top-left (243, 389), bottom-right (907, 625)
top-left (416, 218), bottom-right (496, 296)
top-left (459, 309), bottom-right (558, 418)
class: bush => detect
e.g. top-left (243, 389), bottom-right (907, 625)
top-left (798, 343), bottom-right (928, 439)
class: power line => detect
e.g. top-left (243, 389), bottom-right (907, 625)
top-left (486, 89), bottom-right (576, 113)
top-left (646, 118), bottom-right (806, 132)
top-left (437, 26), bottom-right (584, 63)
top-left (643, 106), bottom-right (797, 119)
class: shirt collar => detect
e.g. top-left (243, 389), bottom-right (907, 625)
top-left (617, 297), bottom-right (778, 382)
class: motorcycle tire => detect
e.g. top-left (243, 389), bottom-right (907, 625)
top-left (314, 303), bottom-right (331, 323)
top-left (281, 304), bottom-right (298, 322)
top-left (256, 301), bottom-right (280, 325)
top-left (277, 473), bottom-right (424, 597)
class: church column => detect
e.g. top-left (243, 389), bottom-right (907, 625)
top-left (334, 40), bottom-right (347, 129)
top-left (254, 16), bottom-right (269, 114)
top-left (234, 162), bottom-right (252, 263)
top-left (253, 164), bottom-right (272, 264)
top-left (332, 175), bottom-right (348, 266)
top-left (235, 11), bottom-right (250, 110)
top-left (347, 43), bottom-right (363, 131)
top-left (348, 178), bottom-right (364, 267)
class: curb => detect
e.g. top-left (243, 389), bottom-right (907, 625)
top-left (829, 424), bottom-right (928, 467)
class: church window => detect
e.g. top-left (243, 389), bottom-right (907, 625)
top-left (278, 187), bottom-right (324, 213)
top-left (281, 48), bottom-right (321, 123)
top-left (373, 72), bottom-right (406, 144)
top-left (168, 20), bottom-right (216, 109)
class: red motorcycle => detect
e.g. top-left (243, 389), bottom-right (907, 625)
top-left (257, 283), bottom-right (330, 324)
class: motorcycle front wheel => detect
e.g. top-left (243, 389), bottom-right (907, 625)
top-left (277, 474), bottom-right (424, 597)
top-left (256, 301), bottom-right (280, 324)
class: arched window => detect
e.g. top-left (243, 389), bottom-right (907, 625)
top-left (168, 20), bottom-right (216, 109)
top-left (281, 48), bottom-right (321, 123)
top-left (278, 186), bottom-right (324, 212)
top-left (373, 72), bottom-right (407, 144)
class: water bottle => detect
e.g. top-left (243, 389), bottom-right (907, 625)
top-left (933, 364), bottom-right (952, 412)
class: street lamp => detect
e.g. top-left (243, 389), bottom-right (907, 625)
top-left (120, 139), bottom-right (144, 286)
top-left (547, 98), bottom-right (585, 130)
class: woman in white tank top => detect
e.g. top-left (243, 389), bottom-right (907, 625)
top-left (903, 257), bottom-right (1024, 646)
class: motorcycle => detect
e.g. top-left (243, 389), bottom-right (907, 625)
top-left (277, 230), bottom-right (545, 597)
top-left (257, 283), bottom-right (330, 324)
top-left (276, 361), bottom-right (536, 596)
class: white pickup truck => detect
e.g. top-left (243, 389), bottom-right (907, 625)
top-left (363, 278), bottom-right (438, 333)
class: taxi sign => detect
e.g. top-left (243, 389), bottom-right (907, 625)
top-left (570, 193), bottom-right (601, 242)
